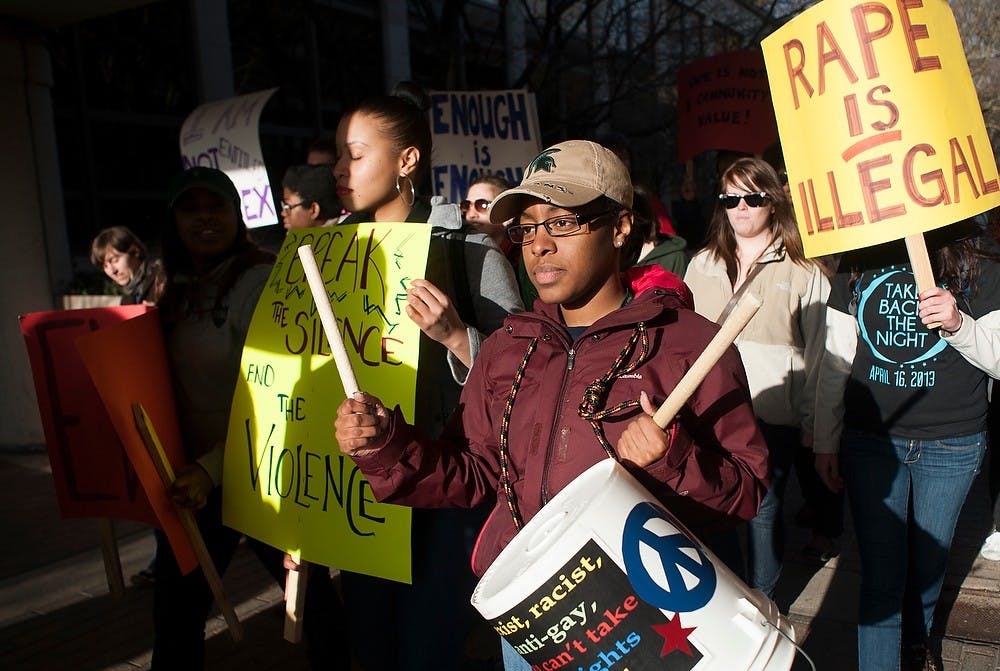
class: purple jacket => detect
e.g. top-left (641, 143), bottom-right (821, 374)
top-left (354, 267), bottom-right (768, 576)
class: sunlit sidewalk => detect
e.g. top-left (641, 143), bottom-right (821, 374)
top-left (2, 449), bottom-right (1000, 671)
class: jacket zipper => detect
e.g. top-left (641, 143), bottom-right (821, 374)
top-left (540, 340), bottom-right (575, 505)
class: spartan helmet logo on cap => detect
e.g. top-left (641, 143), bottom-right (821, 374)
top-left (524, 148), bottom-right (561, 179)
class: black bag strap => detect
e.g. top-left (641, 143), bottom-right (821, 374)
top-left (447, 230), bottom-right (477, 329)
top-left (716, 261), bottom-right (766, 326)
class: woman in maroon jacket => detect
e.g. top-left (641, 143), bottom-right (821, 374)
top-left (334, 140), bottom-right (768, 668)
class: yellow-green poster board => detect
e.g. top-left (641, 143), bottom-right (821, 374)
top-left (762, 0), bottom-right (1000, 258)
top-left (223, 224), bottom-right (431, 584)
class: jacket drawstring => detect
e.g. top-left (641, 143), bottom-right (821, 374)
top-left (497, 321), bottom-right (649, 531)
top-left (498, 337), bottom-right (537, 530)
top-left (577, 322), bottom-right (650, 457)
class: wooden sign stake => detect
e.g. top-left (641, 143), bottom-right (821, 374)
top-left (283, 561), bottom-right (310, 643)
top-left (904, 232), bottom-right (941, 329)
top-left (652, 293), bottom-right (762, 429)
top-left (97, 518), bottom-right (125, 597)
top-left (132, 403), bottom-right (243, 642)
top-left (276, 244), bottom-right (363, 643)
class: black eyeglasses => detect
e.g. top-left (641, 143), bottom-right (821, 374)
top-left (460, 198), bottom-right (491, 214)
top-left (719, 192), bottom-right (769, 209)
top-left (506, 209), bottom-right (618, 245)
top-left (281, 200), bottom-right (308, 214)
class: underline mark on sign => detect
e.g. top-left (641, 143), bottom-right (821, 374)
top-left (842, 130), bottom-right (903, 162)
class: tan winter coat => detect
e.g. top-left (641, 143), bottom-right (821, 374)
top-left (684, 241), bottom-right (830, 442)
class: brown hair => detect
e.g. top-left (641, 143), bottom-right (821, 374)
top-left (346, 81), bottom-right (432, 191)
top-left (469, 173), bottom-right (510, 192)
top-left (90, 226), bottom-right (147, 267)
top-left (704, 157), bottom-right (812, 285)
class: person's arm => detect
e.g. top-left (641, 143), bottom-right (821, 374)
top-left (920, 286), bottom-right (1000, 377)
top-left (619, 342), bottom-right (770, 524)
top-left (798, 266), bottom-right (832, 446)
top-left (406, 278), bottom-right (473, 367)
top-left (334, 339), bottom-right (504, 508)
top-left (446, 240), bottom-right (524, 383)
top-left (812, 305), bottom-right (856, 492)
top-left (938, 310), bottom-right (1000, 376)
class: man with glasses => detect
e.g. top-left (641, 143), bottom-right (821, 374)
top-left (334, 140), bottom-right (768, 670)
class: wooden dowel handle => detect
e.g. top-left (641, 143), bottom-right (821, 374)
top-left (652, 293), bottom-right (762, 429)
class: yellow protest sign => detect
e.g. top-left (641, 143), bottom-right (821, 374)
top-left (762, 0), bottom-right (1000, 258)
top-left (223, 224), bottom-right (431, 584)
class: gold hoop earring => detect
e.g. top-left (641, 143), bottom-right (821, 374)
top-left (396, 174), bottom-right (415, 207)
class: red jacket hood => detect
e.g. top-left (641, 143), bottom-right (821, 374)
top-left (624, 264), bottom-right (693, 308)
top-left (530, 264), bottom-right (694, 325)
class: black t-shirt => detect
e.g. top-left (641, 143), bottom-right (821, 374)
top-left (829, 239), bottom-right (1000, 439)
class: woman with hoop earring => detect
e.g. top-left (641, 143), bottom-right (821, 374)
top-left (333, 82), bottom-right (523, 670)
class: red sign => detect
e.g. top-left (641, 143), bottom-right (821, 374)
top-left (20, 306), bottom-right (158, 524)
top-left (677, 50), bottom-right (780, 162)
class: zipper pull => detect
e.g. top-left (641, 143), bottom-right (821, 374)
top-left (567, 348), bottom-right (576, 371)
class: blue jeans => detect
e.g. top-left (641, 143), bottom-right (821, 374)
top-left (841, 429), bottom-right (985, 671)
top-left (746, 422), bottom-right (800, 598)
top-left (502, 637), bottom-right (531, 671)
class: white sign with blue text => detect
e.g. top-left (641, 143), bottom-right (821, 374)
top-left (429, 89), bottom-right (542, 206)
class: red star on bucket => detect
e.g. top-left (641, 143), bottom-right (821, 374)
top-left (652, 614), bottom-right (697, 656)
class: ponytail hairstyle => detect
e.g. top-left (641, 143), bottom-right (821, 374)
top-left (347, 81), bottom-right (433, 193)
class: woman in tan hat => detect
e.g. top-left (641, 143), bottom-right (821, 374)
top-left (335, 140), bottom-right (769, 670)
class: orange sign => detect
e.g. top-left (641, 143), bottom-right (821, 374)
top-left (76, 310), bottom-right (198, 574)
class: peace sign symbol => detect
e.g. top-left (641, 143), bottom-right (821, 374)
top-left (621, 502), bottom-right (717, 613)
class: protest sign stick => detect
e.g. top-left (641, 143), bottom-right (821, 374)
top-left (904, 233), bottom-right (942, 329)
top-left (282, 561), bottom-right (309, 643)
top-left (131, 403), bottom-right (244, 642)
top-left (297, 244), bottom-right (361, 395)
top-left (652, 293), bottom-right (762, 429)
top-left (279, 244), bottom-right (362, 642)
top-left (97, 518), bottom-right (125, 597)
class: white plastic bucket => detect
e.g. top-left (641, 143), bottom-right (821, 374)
top-left (472, 459), bottom-right (796, 671)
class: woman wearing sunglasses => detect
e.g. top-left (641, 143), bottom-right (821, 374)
top-left (462, 173), bottom-right (540, 309)
top-left (684, 157), bottom-right (831, 599)
top-left (461, 173), bottom-right (509, 242)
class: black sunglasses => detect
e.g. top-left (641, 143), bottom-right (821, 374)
top-left (460, 198), bottom-right (491, 214)
top-left (719, 192), bottom-right (769, 209)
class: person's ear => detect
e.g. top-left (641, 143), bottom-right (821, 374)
top-left (399, 146), bottom-right (420, 176)
top-left (614, 210), bottom-right (633, 247)
top-left (309, 201), bottom-right (321, 222)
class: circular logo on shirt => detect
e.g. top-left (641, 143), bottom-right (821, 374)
top-left (857, 268), bottom-right (947, 365)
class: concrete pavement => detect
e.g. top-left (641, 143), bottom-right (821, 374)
top-left (2, 448), bottom-right (1000, 670)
